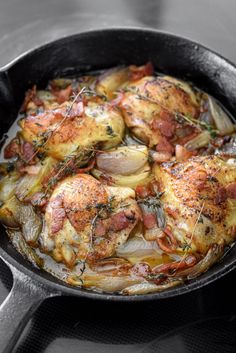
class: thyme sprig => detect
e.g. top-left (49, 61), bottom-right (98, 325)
top-left (138, 192), bottom-right (166, 229)
top-left (26, 86), bottom-right (88, 164)
top-left (122, 87), bottom-right (218, 137)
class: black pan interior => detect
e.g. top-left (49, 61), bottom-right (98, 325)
top-left (0, 28), bottom-right (236, 300)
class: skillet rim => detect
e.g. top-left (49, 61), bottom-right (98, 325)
top-left (0, 26), bottom-right (236, 301)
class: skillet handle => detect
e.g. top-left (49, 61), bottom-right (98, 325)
top-left (0, 264), bottom-right (59, 353)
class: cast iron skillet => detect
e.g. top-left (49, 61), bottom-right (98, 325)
top-left (0, 27), bottom-right (236, 353)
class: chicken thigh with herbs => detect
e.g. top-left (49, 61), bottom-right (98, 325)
top-left (40, 174), bottom-right (141, 267)
top-left (153, 155), bottom-right (236, 254)
top-left (19, 101), bottom-right (125, 161)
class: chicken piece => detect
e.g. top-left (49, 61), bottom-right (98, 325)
top-left (95, 63), bottom-right (154, 99)
top-left (39, 174), bottom-right (141, 267)
top-left (154, 155), bottom-right (236, 254)
top-left (119, 76), bottom-right (200, 151)
top-left (19, 101), bottom-right (125, 160)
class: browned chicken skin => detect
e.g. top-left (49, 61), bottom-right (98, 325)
top-left (154, 155), bottom-right (236, 254)
top-left (20, 101), bottom-right (125, 160)
top-left (40, 174), bottom-right (141, 267)
top-left (119, 76), bottom-right (200, 152)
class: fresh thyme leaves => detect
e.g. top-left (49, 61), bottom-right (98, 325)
top-left (123, 86), bottom-right (219, 136)
top-left (46, 148), bottom-right (94, 193)
top-left (176, 112), bottom-right (218, 136)
top-left (138, 192), bottom-right (166, 229)
top-left (26, 86), bottom-right (87, 163)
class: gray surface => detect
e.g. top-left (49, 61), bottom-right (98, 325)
top-left (0, 0), bottom-right (236, 68)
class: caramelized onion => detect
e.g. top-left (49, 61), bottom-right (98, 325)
top-left (121, 279), bottom-right (183, 295)
top-left (184, 131), bottom-right (211, 150)
top-left (96, 145), bottom-right (148, 175)
top-left (116, 235), bottom-right (162, 258)
top-left (208, 97), bottom-right (235, 135)
top-left (92, 163), bottom-right (151, 188)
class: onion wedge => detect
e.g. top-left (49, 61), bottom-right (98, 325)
top-left (96, 145), bottom-right (148, 175)
top-left (208, 96), bottom-right (235, 135)
top-left (177, 243), bottom-right (224, 279)
top-left (121, 279), bottom-right (183, 295)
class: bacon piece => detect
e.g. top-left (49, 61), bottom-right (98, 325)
top-left (109, 211), bottom-right (131, 232)
top-left (165, 206), bottom-right (179, 219)
top-left (21, 142), bottom-right (35, 162)
top-left (50, 196), bottom-right (66, 234)
top-left (52, 85), bottom-right (73, 104)
top-left (156, 136), bottom-right (174, 154)
top-left (135, 184), bottom-right (152, 199)
top-left (129, 62), bottom-right (154, 82)
top-left (152, 111), bottom-right (176, 137)
top-left (143, 213), bottom-right (157, 229)
top-left (4, 138), bottom-right (20, 159)
top-left (20, 85), bottom-right (43, 112)
top-left (153, 255), bottom-right (197, 274)
top-left (156, 226), bottom-right (178, 253)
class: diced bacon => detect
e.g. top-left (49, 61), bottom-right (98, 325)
top-left (143, 213), bottom-right (157, 229)
top-left (4, 138), bottom-right (20, 159)
top-left (52, 85), bottom-right (73, 104)
top-left (109, 211), bottom-right (131, 232)
top-left (152, 110), bottom-right (176, 137)
top-left (129, 62), bottom-right (154, 81)
top-left (50, 196), bottom-right (66, 234)
top-left (21, 142), bottom-right (35, 162)
top-left (135, 184), bottom-right (152, 199)
top-left (156, 137), bottom-right (174, 154)
top-left (165, 206), bottom-right (179, 219)
top-left (226, 182), bottom-right (236, 199)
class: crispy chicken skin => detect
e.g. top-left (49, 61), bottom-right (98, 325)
top-left (19, 101), bottom-right (125, 160)
top-left (120, 76), bottom-right (199, 148)
top-left (154, 156), bottom-right (236, 254)
top-left (40, 174), bottom-right (141, 267)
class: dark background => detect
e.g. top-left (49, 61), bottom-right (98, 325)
top-left (0, 1), bottom-right (236, 352)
